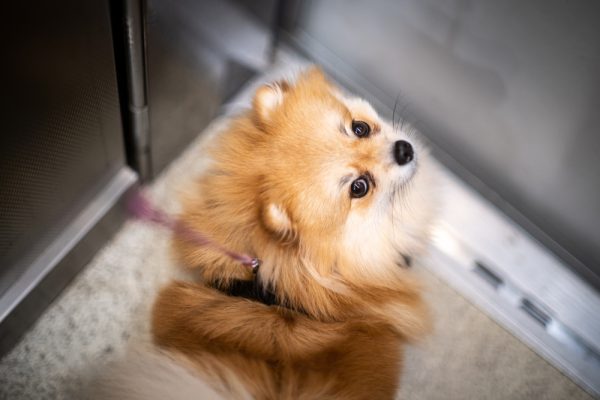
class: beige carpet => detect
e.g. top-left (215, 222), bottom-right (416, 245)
top-left (0, 77), bottom-right (592, 400)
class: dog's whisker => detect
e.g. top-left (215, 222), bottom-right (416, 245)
top-left (392, 93), bottom-right (402, 131)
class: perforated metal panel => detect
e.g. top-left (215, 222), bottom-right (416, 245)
top-left (0, 1), bottom-right (126, 302)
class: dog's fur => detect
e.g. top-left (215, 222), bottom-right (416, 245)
top-left (97, 68), bottom-right (438, 399)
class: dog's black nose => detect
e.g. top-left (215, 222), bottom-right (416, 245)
top-left (393, 140), bottom-right (414, 165)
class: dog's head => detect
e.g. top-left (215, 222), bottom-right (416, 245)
top-left (179, 67), bottom-right (437, 314)
top-left (248, 68), bottom-right (436, 286)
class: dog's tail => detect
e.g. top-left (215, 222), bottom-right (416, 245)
top-left (86, 345), bottom-right (249, 400)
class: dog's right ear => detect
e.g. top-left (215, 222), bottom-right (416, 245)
top-left (252, 81), bottom-right (289, 125)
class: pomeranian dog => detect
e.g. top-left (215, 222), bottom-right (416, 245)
top-left (94, 67), bottom-right (437, 399)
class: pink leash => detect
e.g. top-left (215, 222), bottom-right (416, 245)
top-left (127, 190), bottom-right (261, 273)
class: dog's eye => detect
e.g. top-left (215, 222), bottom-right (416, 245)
top-left (350, 177), bottom-right (369, 198)
top-left (351, 120), bottom-right (370, 138)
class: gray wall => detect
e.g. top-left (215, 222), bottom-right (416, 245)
top-left (144, 0), bottom-right (273, 176)
top-left (292, 0), bottom-right (600, 285)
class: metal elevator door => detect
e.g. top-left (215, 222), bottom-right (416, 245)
top-left (0, 0), bottom-right (134, 355)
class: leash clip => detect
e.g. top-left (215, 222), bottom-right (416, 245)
top-left (250, 258), bottom-right (261, 274)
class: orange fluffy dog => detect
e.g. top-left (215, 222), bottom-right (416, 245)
top-left (106, 68), bottom-right (437, 399)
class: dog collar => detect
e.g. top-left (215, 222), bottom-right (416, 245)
top-left (209, 277), bottom-right (306, 314)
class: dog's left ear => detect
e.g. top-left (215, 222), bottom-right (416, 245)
top-left (262, 203), bottom-right (296, 242)
top-left (253, 80), bottom-right (289, 125)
